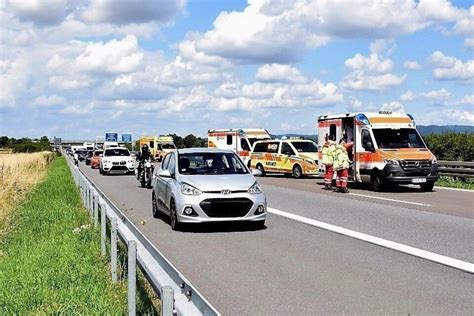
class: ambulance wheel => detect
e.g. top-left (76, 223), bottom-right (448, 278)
top-left (420, 181), bottom-right (435, 192)
top-left (371, 173), bottom-right (384, 192)
top-left (257, 164), bottom-right (266, 176)
top-left (292, 165), bottom-right (303, 179)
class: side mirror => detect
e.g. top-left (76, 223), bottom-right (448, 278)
top-left (252, 168), bottom-right (262, 176)
top-left (158, 169), bottom-right (171, 178)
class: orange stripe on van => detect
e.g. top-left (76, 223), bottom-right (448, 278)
top-left (318, 120), bottom-right (342, 128)
top-left (369, 117), bottom-right (412, 124)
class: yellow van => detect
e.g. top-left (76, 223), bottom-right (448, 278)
top-left (250, 138), bottom-right (318, 178)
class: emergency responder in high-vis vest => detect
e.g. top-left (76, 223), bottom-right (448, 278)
top-left (322, 134), bottom-right (336, 190)
top-left (333, 139), bottom-right (350, 193)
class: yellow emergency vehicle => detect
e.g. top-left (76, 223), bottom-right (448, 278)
top-left (250, 138), bottom-right (318, 178)
top-left (139, 136), bottom-right (176, 161)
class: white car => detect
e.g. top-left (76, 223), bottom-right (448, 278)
top-left (99, 147), bottom-right (135, 175)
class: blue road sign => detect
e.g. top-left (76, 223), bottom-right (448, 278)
top-left (122, 134), bottom-right (132, 142)
top-left (105, 133), bottom-right (118, 141)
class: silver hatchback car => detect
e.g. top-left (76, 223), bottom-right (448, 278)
top-left (152, 148), bottom-right (267, 230)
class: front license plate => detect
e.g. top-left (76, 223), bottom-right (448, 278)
top-left (412, 178), bottom-right (426, 183)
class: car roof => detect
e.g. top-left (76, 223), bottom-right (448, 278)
top-left (177, 147), bottom-right (234, 154)
top-left (254, 139), bottom-right (313, 144)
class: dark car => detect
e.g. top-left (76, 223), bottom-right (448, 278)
top-left (78, 150), bottom-right (88, 161)
top-left (85, 150), bottom-right (94, 165)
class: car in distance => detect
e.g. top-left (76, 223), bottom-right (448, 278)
top-left (90, 150), bottom-right (103, 169)
top-left (99, 147), bottom-right (135, 175)
top-left (152, 148), bottom-right (266, 230)
top-left (85, 150), bottom-right (94, 165)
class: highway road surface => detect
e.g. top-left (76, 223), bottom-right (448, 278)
top-left (78, 163), bottom-right (473, 315)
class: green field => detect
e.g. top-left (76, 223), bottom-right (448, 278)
top-left (436, 176), bottom-right (474, 190)
top-left (0, 157), bottom-right (157, 314)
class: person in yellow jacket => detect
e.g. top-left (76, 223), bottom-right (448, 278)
top-left (333, 139), bottom-right (350, 193)
top-left (322, 134), bottom-right (336, 190)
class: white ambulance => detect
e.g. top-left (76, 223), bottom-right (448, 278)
top-left (317, 111), bottom-right (439, 191)
top-left (208, 128), bottom-right (271, 166)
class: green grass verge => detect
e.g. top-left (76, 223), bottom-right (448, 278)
top-left (0, 157), bottom-right (157, 314)
top-left (436, 176), bottom-right (474, 190)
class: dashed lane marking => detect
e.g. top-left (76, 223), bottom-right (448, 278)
top-left (268, 207), bottom-right (473, 274)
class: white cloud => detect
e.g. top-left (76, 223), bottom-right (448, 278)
top-left (80, 0), bottom-right (186, 25)
top-left (0, 58), bottom-right (29, 107)
top-left (403, 61), bottom-right (422, 70)
top-left (381, 101), bottom-right (405, 113)
top-left (74, 35), bottom-right (143, 74)
top-left (178, 0), bottom-right (467, 64)
top-left (421, 88), bottom-right (451, 100)
top-left (33, 94), bottom-right (66, 106)
top-left (256, 64), bottom-right (306, 83)
top-left (447, 94), bottom-right (474, 106)
top-left (5, 0), bottom-right (72, 26)
top-left (429, 51), bottom-right (474, 81)
top-left (347, 97), bottom-right (377, 112)
top-left (345, 53), bottom-right (393, 74)
top-left (400, 90), bottom-right (416, 101)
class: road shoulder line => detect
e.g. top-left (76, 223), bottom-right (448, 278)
top-left (268, 207), bottom-right (474, 274)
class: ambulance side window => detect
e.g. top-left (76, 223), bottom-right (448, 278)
top-left (281, 142), bottom-right (295, 156)
top-left (241, 138), bottom-right (251, 151)
top-left (329, 124), bottom-right (337, 139)
top-left (149, 141), bottom-right (154, 149)
top-left (253, 143), bottom-right (267, 153)
top-left (226, 135), bottom-right (233, 145)
top-left (361, 130), bottom-right (375, 152)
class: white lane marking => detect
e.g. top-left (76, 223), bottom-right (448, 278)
top-left (268, 207), bottom-right (474, 274)
top-left (347, 192), bottom-right (432, 207)
top-left (434, 186), bottom-right (473, 193)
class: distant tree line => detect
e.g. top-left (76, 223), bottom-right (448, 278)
top-left (1, 136), bottom-right (51, 153)
top-left (424, 132), bottom-right (473, 161)
top-left (168, 134), bottom-right (207, 148)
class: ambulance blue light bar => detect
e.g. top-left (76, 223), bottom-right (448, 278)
top-left (355, 113), bottom-right (370, 125)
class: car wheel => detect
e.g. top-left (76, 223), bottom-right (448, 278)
top-left (170, 200), bottom-right (181, 231)
top-left (257, 164), bottom-right (266, 176)
top-left (152, 191), bottom-right (160, 218)
top-left (420, 181), bottom-right (435, 192)
top-left (292, 165), bottom-right (303, 179)
top-left (371, 173), bottom-right (384, 192)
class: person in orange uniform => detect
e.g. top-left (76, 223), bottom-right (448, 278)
top-left (322, 134), bottom-right (336, 190)
top-left (333, 139), bottom-right (350, 193)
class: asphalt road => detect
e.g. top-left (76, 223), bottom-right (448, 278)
top-left (78, 162), bottom-right (473, 315)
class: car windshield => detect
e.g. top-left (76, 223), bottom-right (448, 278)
top-left (372, 128), bottom-right (426, 149)
top-left (178, 152), bottom-right (248, 175)
top-left (104, 148), bottom-right (130, 156)
top-left (93, 151), bottom-right (103, 156)
top-left (291, 141), bottom-right (317, 152)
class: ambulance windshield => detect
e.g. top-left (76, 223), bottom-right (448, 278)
top-left (372, 128), bottom-right (425, 149)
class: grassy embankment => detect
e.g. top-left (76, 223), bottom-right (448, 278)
top-left (436, 176), bottom-right (474, 190)
top-left (0, 155), bottom-right (157, 314)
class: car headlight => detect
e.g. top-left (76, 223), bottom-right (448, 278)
top-left (248, 182), bottom-right (263, 194)
top-left (384, 159), bottom-right (399, 165)
top-left (181, 183), bottom-right (202, 196)
top-left (102, 159), bottom-right (110, 164)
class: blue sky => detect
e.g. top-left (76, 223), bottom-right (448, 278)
top-left (1, 0), bottom-right (473, 139)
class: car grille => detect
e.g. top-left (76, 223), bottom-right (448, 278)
top-left (120, 161), bottom-right (126, 165)
top-left (112, 161), bottom-right (127, 165)
top-left (400, 160), bottom-right (431, 172)
top-left (200, 198), bottom-right (253, 218)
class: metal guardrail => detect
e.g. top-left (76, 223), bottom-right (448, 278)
top-left (438, 160), bottom-right (474, 179)
top-left (64, 153), bottom-right (220, 316)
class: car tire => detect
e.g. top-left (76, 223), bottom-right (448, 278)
top-left (152, 191), bottom-right (160, 218)
top-left (371, 173), bottom-right (384, 192)
top-left (257, 164), bottom-right (266, 176)
top-left (292, 165), bottom-right (303, 179)
top-left (420, 181), bottom-right (435, 192)
top-left (99, 167), bottom-right (104, 175)
top-left (170, 200), bottom-right (181, 231)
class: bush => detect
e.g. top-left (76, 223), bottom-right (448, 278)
top-left (424, 132), bottom-right (474, 161)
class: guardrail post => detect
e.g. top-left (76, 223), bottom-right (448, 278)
top-left (94, 195), bottom-right (99, 228)
top-left (111, 217), bottom-right (118, 283)
top-left (128, 240), bottom-right (137, 316)
top-left (160, 286), bottom-right (174, 316)
top-left (100, 203), bottom-right (106, 256)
